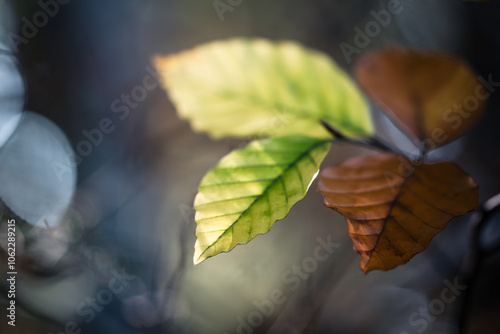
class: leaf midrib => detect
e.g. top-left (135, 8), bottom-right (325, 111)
top-left (171, 86), bottom-right (369, 136)
top-left (196, 139), bottom-right (329, 261)
top-left (364, 164), bottom-right (413, 271)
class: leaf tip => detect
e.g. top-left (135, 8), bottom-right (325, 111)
top-left (361, 264), bottom-right (374, 275)
top-left (193, 240), bottom-right (207, 265)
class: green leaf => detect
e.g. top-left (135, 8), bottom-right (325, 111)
top-left (155, 38), bottom-right (373, 139)
top-left (193, 136), bottom-right (330, 264)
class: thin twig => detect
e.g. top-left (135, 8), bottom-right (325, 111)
top-left (320, 119), bottom-right (347, 139)
top-left (366, 136), bottom-right (408, 156)
top-left (319, 120), bottom-right (407, 155)
top-left (0, 48), bottom-right (14, 56)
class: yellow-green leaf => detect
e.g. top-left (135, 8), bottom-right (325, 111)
top-left (154, 39), bottom-right (373, 139)
top-left (193, 136), bottom-right (330, 264)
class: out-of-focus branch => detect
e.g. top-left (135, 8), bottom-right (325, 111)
top-left (458, 193), bottom-right (500, 333)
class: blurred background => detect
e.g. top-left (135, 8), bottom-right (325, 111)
top-left (0, 0), bottom-right (500, 333)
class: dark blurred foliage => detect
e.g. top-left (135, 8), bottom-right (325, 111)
top-left (1, 1), bottom-right (500, 334)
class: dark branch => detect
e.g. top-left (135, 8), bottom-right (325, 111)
top-left (458, 192), bottom-right (500, 333)
top-left (320, 120), bottom-right (347, 139)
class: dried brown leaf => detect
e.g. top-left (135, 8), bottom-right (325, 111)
top-left (318, 153), bottom-right (478, 273)
top-left (354, 48), bottom-right (485, 148)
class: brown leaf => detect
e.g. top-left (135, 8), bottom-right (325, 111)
top-left (354, 48), bottom-right (486, 148)
top-left (318, 153), bottom-right (478, 273)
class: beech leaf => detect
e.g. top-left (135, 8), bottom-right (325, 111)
top-left (194, 136), bottom-right (330, 264)
top-left (354, 48), bottom-right (485, 148)
top-left (318, 153), bottom-right (478, 273)
top-left (154, 39), bottom-right (373, 139)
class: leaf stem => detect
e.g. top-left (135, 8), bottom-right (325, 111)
top-left (320, 120), bottom-right (406, 154)
top-left (320, 120), bottom-right (347, 139)
top-left (366, 136), bottom-right (407, 155)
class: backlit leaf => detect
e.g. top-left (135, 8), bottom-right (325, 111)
top-left (194, 136), bottom-right (330, 264)
top-left (354, 48), bottom-right (485, 148)
top-left (155, 39), bottom-right (373, 139)
top-left (318, 153), bottom-right (478, 273)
